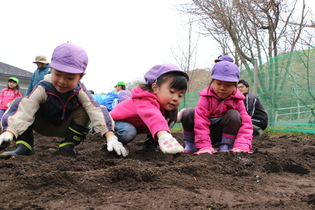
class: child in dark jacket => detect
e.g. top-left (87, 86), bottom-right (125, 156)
top-left (0, 43), bottom-right (127, 157)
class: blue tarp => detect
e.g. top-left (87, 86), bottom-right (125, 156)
top-left (100, 92), bottom-right (120, 111)
top-left (92, 94), bottom-right (107, 104)
top-left (92, 93), bottom-right (120, 111)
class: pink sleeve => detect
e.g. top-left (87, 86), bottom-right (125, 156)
top-left (136, 99), bottom-right (170, 139)
top-left (194, 96), bottom-right (212, 148)
top-left (16, 91), bottom-right (22, 98)
top-left (233, 100), bottom-right (253, 151)
top-left (0, 89), bottom-right (4, 101)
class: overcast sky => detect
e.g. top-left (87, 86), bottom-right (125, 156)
top-left (0, 0), bottom-right (218, 93)
top-left (0, 0), bottom-right (314, 93)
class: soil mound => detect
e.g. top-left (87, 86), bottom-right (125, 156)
top-left (1, 132), bottom-right (315, 209)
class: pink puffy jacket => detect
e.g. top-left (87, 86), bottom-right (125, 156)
top-left (0, 88), bottom-right (22, 110)
top-left (194, 86), bottom-right (253, 151)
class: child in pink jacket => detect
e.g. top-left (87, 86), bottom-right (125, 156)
top-left (109, 64), bottom-right (189, 154)
top-left (0, 77), bottom-right (22, 120)
top-left (179, 61), bottom-right (253, 154)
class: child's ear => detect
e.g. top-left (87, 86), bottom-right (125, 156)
top-left (151, 83), bottom-right (158, 92)
top-left (80, 73), bottom-right (86, 79)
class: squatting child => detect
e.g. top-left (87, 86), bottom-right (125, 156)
top-left (0, 43), bottom-right (127, 157)
top-left (107, 64), bottom-right (189, 154)
top-left (179, 61), bottom-right (253, 154)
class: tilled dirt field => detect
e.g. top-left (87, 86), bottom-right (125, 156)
top-left (1, 132), bottom-right (315, 209)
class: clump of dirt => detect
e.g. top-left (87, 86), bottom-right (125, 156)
top-left (1, 132), bottom-right (315, 209)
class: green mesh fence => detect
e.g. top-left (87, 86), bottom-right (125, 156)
top-left (179, 47), bottom-right (315, 133)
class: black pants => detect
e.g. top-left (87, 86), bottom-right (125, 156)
top-left (181, 108), bottom-right (242, 146)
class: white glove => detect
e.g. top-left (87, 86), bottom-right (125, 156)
top-left (7, 102), bottom-right (10, 108)
top-left (158, 133), bottom-right (184, 154)
top-left (176, 108), bottom-right (186, 123)
top-left (0, 132), bottom-right (14, 146)
top-left (107, 135), bottom-right (128, 157)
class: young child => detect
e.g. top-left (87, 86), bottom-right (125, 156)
top-left (96, 81), bottom-right (130, 112)
top-left (26, 55), bottom-right (51, 96)
top-left (214, 55), bottom-right (234, 63)
top-left (108, 64), bottom-right (189, 154)
top-left (114, 81), bottom-right (131, 104)
top-left (0, 77), bottom-right (22, 119)
top-left (0, 43), bottom-right (127, 157)
top-left (179, 61), bottom-right (253, 154)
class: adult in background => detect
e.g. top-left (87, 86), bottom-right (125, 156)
top-left (237, 79), bottom-right (268, 136)
top-left (26, 55), bottom-right (50, 95)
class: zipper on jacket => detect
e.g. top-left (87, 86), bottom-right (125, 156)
top-left (46, 89), bottom-right (79, 120)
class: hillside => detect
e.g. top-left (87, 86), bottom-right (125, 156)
top-left (187, 68), bottom-right (211, 93)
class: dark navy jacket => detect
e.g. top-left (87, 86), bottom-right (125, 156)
top-left (244, 92), bottom-right (268, 130)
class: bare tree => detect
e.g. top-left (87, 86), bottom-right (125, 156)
top-left (180, 0), bottom-right (315, 121)
top-left (171, 15), bottom-right (199, 95)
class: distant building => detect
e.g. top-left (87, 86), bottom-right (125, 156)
top-left (0, 61), bottom-right (33, 96)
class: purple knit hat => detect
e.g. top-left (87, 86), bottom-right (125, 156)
top-left (50, 43), bottom-right (88, 74)
top-left (144, 64), bottom-right (189, 84)
top-left (215, 55), bottom-right (234, 63)
top-left (211, 61), bottom-right (240, 82)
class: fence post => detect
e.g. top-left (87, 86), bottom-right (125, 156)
top-left (297, 100), bottom-right (300, 119)
top-left (274, 110), bottom-right (278, 129)
top-left (253, 59), bottom-right (258, 96)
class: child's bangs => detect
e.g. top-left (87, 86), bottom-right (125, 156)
top-left (168, 74), bottom-right (188, 90)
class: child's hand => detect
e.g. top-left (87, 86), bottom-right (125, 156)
top-left (230, 148), bottom-right (252, 154)
top-left (107, 136), bottom-right (128, 157)
top-left (0, 131), bottom-right (14, 147)
top-left (176, 108), bottom-right (186, 123)
top-left (158, 133), bottom-right (184, 154)
top-left (194, 147), bottom-right (217, 155)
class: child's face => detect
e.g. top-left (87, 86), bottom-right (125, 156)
top-left (51, 68), bottom-right (84, 93)
top-left (212, 79), bottom-right (236, 100)
top-left (8, 80), bottom-right (17, 89)
top-left (115, 86), bottom-right (122, 91)
top-left (152, 79), bottom-right (185, 111)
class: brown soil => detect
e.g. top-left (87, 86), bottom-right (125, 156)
top-left (1, 132), bottom-right (315, 210)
